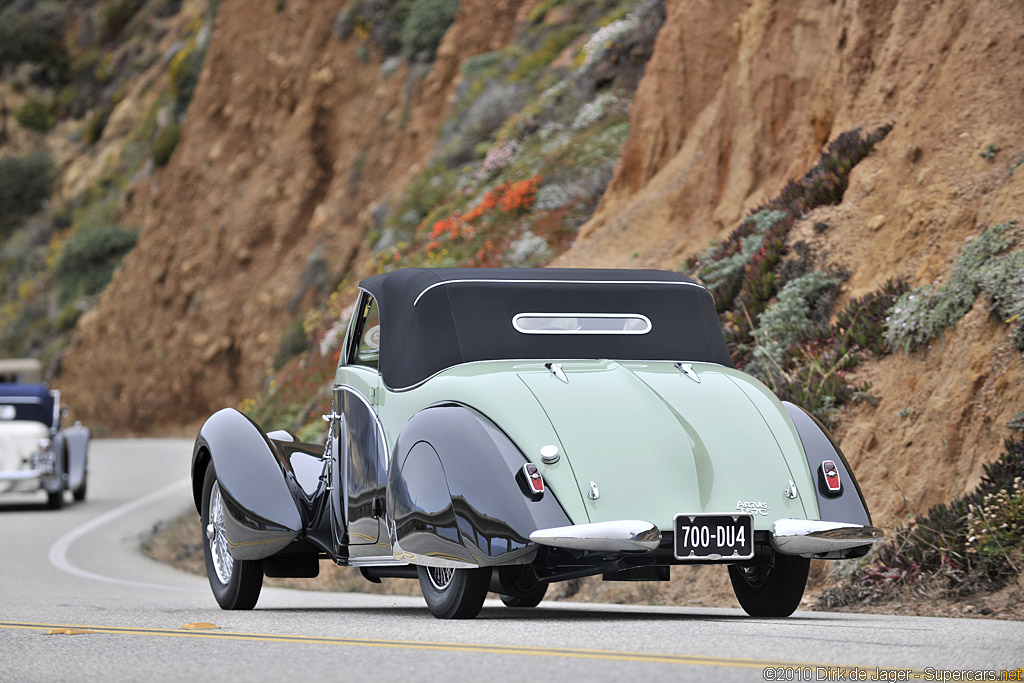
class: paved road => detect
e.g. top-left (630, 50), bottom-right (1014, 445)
top-left (0, 440), bottom-right (1021, 682)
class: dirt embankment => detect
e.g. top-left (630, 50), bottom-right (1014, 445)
top-left (58, 0), bottom-right (530, 431)
top-left (557, 0), bottom-right (1024, 525)
top-left (63, 0), bottom-right (1024, 532)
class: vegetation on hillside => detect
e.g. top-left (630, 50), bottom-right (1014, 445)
top-left (0, 0), bottom-right (219, 370)
top-left (820, 426), bottom-right (1024, 609)
top-left (676, 126), bottom-right (1024, 607)
top-left (248, 0), bottom-right (665, 436)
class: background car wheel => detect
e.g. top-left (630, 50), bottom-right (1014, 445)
top-left (46, 489), bottom-right (64, 509)
top-left (416, 565), bottom-right (490, 619)
top-left (500, 582), bottom-right (547, 608)
top-left (72, 471), bottom-right (87, 502)
top-left (728, 552), bottom-right (809, 617)
top-left (201, 460), bottom-right (263, 610)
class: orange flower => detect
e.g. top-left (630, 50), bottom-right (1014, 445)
top-left (426, 240), bottom-right (440, 251)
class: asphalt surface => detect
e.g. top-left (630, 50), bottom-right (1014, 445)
top-left (0, 439), bottom-right (1022, 683)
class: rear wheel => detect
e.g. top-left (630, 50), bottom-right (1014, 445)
top-left (417, 565), bottom-right (490, 619)
top-left (500, 583), bottom-right (547, 608)
top-left (46, 451), bottom-right (67, 509)
top-left (201, 461), bottom-right (263, 610)
top-left (728, 552), bottom-right (809, 617)
top-left (46, 489), bottom-right (64, 509)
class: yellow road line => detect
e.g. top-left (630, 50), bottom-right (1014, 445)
top-left (0, 620), bottom-right (920, 675)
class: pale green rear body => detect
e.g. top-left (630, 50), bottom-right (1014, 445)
top-left (338, 359), bottom-right (819, 532)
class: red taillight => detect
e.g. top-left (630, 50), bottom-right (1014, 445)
top-left (517, 463), bottom-right (544, 500)
top-left (821, 460), bottom-right (841, 495)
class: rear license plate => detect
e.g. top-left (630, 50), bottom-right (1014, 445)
top-left (673, 514), bottom-right (754, 561)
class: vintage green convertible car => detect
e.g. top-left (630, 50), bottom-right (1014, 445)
top-left (191, 268), bottom-right (882, 618)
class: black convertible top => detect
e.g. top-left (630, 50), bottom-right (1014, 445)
top-left (359, 268), bottom-right (732, 389)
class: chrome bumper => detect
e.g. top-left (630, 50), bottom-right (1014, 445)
top-left (529, 520), bottom-right (662, 552)
top-left (0, 468), bottom-right (46, 482)
top-left (0, 469), bottom-right (46, 494)
top-left (771, 518), bottom-right (884, 556)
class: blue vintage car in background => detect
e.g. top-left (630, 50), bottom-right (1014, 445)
top-left (0, 359), bottom-right (89, 508)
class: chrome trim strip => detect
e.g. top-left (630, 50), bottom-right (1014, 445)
top-left (0, 397), bottom-right (44, 404)
top-left (770, 518), bottom-right (884, 556)
top-left (346, 556), bottom-right (410, 568)
top-left (529, 520), bottom-right (661, 552)
top-left (391, 537), bottom-right (479, 569)
top-left (413, 279), bottom-right (707, 306)
top-left (512, 312), bottom-right (652, 335)
top-left (0, 469), bottom-right (46, 481)
top-left (50, 389), bottom-right (60, 431)
top-left (332, 384), bottom-right (391, 474)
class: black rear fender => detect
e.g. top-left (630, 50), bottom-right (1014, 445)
top-left (63, 423), bottom-right (90, 491)
top-left (387, 404), bottom-right (572, 568)
top-left (192, 408), bottom-right (304, 561)
top-left (783, 402), bottom-right (872, 536)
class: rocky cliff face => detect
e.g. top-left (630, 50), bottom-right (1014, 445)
top-left (59, 0), bottom-right (528, 427)
top-left (58, 0), bottom-right (1024, 530)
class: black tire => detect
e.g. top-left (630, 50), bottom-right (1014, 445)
top-left (72, 469), bottom-right (87, 502)
top-left (416, 565), bottom-right (491, 619)
top-left (46, 451), bottom-right (67, 509)
top-left (46, 489), bottom-right (64, 509)
top-left (500, 582), bottom-right (547, 608)
top-left (728, 552), bottom-right (809, 617)
top-left (200, 460), bottom-right (263, 610)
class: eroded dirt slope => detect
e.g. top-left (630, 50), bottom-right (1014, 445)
top-left (59, 0), bottom-right (529, 428)
top-left (556, 0), bottom-right (1024, 524)
top-left (58, 0), bottom-right (1024, 534)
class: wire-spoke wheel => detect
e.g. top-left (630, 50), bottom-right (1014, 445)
top-left (728, 552), bottom-right (809, 617)
top-left (417, 565), bottom-right (491, 619)
top-left (200, 460), bottom-right (263, 610)
top-left (425, 566), bottom-right (455, 591)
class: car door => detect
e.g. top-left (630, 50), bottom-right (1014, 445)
top-left (331, 293), bottom-right (386, 554)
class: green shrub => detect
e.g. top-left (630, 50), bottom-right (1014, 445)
top-left (400, 0), bottom-right (459, 62)
top-left (100, 0), bottom-right (146, 42)
top-left (686, 209), bottom-right (786, 311)
top-left (0, 1), bottom-right (69, 83)
top-left (0, 152), bottom-right (54, 235)
top-left (823, 432), bottom-right (1024, 605)
top-left (752, 271), bottom-right (842, 367)
top-left (885, 220), bottom-right (1019, 352)
top-left (509, 24), bottom-right (584, 82)
top-left (274, 318), bottom-right (309, 370)
top-left (15, 98), bottom-right (57, 132)
top-left (152, 123), bottom-right (181, 166)
top-left (84, 107), bottom-right (112, 145)
top-left (55, 225), bottom-right (137, 303)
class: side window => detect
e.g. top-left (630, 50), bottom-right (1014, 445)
top-left (349, 295), bottom-right (381, 369)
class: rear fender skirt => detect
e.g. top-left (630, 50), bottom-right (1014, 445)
top-left (387, 404), bottom-right (572, 568)
top-left (782, 402), bottom-right (873, 558)
top-left (63, 423), bottom-right (90, 491)
top-left (192, 408), bottom-right (304, 561)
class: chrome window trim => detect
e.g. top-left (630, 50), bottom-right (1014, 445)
top-left (0, 396), bottom-right (44, 404)
top-left (333, 383), bottom-right (391, 474)
top-left (412, 278), bottom-right (706, 306)
top-left (512, 312), bottom-right (652, 335)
